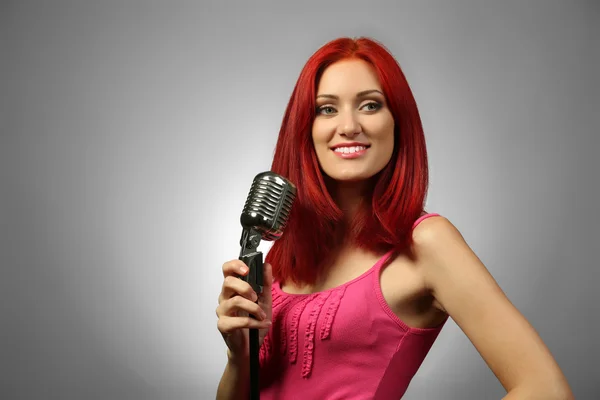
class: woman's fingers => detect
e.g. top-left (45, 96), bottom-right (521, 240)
top-left (221, 275), bottom-right (258, 302)
top-left (216, 295), bottom-right (267, 320)
top-left (217, 314), bottom-right (272, 334)
top-left (222, 259), bottom-right (249, 278)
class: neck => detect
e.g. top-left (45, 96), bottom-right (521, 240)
top-left (329, 180), bottom-right (368, 220)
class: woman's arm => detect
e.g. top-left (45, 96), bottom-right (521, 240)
top-left (413, 216), bottom-right (574, 400)
top-left (216, 351), bottom-right (250, 400)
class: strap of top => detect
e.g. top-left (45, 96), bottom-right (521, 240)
top-left (413, 212), bottom-right (441, 228)
top-left (374, 212), bottom-right (442, 271)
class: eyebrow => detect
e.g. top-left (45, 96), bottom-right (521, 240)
top-left (316, 89), bottom-right (384, 100)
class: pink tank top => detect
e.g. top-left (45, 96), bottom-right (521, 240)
top-left (258, 213), bottom-right (447, 399)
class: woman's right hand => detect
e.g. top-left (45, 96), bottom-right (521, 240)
top-left (216, 259), bottom-right (273, 361)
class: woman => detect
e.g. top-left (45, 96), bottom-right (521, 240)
top-left (215, 37), bottom-right (573, 399)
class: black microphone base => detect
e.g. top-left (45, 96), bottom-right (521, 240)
top-left (249, 327), bottom-right (260, 400)
top-left (239, 239), bottom-right (263, 400)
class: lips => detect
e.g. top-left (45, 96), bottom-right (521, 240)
top-left (331, 144), bottom-right (370, 159)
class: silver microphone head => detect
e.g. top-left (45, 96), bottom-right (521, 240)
top-left (240, 171), bottom-right (297, 241)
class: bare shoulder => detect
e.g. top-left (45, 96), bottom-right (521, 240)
top-left (409, 214), bottom-right (461, 312)
top-left (411, 214), bottom-right (462, 249)
top-left (409, 214), bottom-right (469, 286)
top-left (410, 214), bottom-right (491, 293)
top-left (409, 215), bottom-right (574, 399)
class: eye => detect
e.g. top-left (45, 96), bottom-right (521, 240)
top-left (316, 105), bottom-right (337, 115)
top-left (361, 101), bottom-right (382, 112)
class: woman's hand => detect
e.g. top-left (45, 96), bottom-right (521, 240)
top-left (216, 260), bottom-right (273, 361)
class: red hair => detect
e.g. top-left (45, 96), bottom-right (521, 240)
top-left (265, 37), bottom-right (430, 285)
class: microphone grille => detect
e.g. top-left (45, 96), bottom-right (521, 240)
top-left (241, 171), bottom-right (296, 241)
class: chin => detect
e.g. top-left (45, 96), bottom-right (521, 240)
top-left (324, 170), bottom-right (378, 183)
top-left (319, 157), bottom-right (390, 184)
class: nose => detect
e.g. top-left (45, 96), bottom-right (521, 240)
top-left (337, 110), bottom-right (361, 138)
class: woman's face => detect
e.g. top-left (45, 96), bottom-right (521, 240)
top-left (312, 58), bottom-right (395, 183)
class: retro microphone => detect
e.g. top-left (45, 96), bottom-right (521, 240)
top-left (238, 171), bottom-right (296, 400)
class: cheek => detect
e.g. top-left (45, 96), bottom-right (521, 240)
top-left (311, 120), bottom-right (332, 147)
top-left (363, 115), bottom-right (394, 142)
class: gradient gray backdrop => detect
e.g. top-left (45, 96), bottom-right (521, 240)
top-left (2, 1), bottom-right (598, 399)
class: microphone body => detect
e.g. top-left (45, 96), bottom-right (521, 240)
top-left (237, 171), bottom-right (296, 400)
top-left (241, 171), bottom-right (296, 241)
top-left (239, 171), bottom-right (296, 294)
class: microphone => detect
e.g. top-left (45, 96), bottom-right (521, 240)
top-left (238, 171), bottom-right (296, 400)
top-left (241, 171), bottom-right (296, 241)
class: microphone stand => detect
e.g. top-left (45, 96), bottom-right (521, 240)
top-left (239, 227), bottom-right (263, 400)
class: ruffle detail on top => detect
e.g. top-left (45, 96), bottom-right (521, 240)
top-left (288, 296), bottom-right (311, 364)
top-left (301, 291), bottom-right (331, 378)
top-left (259, 283), bottom-right (349, 378)
top-left (259, 287), bottom-right (294, 366)
top-left (320, 285), bottom-right (346, 340)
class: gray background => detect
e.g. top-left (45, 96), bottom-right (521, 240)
top-left (2, 0), bottom-right (598, 399)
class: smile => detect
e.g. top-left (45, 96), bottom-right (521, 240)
top-left (332, 145), bottom-right (369, 159)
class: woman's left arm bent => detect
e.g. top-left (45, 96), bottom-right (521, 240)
top-left (413, 216), bottom-right (574, 400)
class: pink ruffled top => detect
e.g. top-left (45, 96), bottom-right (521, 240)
top-left (258, 213), bottom-right (448, 399)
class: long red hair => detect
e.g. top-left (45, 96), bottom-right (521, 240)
top-left (265, 37), bottom-right (430, 285)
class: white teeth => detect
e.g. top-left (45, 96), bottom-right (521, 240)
top-left (334, 146), bottom-right (367, 154)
